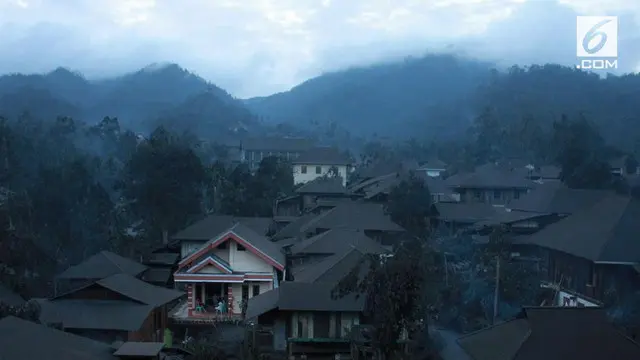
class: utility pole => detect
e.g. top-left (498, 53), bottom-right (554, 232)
top-left (493, 255), bottom-right (501, 325)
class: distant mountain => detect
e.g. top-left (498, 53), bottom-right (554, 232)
top-left (0, 64), bottom-right (261, 140)
top-left (245, 54), bottom-right (492, 138)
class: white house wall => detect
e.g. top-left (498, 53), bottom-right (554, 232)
top-left (229, 241), bottom-right (273, 273)
top-left (293, 164), bottom-right (348, 186)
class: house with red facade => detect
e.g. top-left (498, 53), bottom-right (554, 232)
top-left (172, 222), bottom-right (285, 322)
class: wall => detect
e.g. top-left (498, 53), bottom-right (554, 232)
top-left (293, 165), bottom-right (348, 186)
top-left (230, 281), bottom-right (273, 315)
top-left (128, 308), bottom-right (158, 342)
top-left (229, 241), bottom-right (273, 273)
top-left (182, 240), bottom-right (272, 273)
top-left (290, 311), bottom-right (360, 339)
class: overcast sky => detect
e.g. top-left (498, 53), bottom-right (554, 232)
top-left (0, 0), bottom-right (639, 98)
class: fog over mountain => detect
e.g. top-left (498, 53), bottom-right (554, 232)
top-left (1, 0), bottom-right (639, 97)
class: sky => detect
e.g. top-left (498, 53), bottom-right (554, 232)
top-left (0, 0), bottom-right (639, 98)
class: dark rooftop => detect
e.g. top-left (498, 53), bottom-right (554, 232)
top-left (37, 299), bottom-right (154, 331)
top-left (457, 307), bottom-right (640, 360)
top-left (172, 215), bottom-right (273, 241)
top-left (446, 163), bottom-right (533, 189)
top-left (508, 182), bottom-right (611, 214)
top-left (521, 195), bottom-right (640, 264)
top-left (246, 281), bottom-right (364, 320)
top-left (0, 316), bottom-right (117, 360)
top-left (289, 228), bottom-right (388, 256)
top-left (435, 202), bottom-right (498, 224)
top-left (300, 202), bottom-right (404, 233)
top-left (56, 250), bottom-right (148, 280)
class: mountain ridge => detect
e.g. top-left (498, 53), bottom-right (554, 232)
top-left (0, 63), bottom-right (260, 140)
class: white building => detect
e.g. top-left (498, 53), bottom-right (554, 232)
top-left (292, 147), bottom-right (352, 186)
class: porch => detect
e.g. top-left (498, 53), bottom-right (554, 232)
top-left (170, 300), bottom-right (243, 324)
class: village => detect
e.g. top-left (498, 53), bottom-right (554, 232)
top-left (2, 136), bottom-right (640, 360)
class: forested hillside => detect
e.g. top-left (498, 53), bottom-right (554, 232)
top-left (248, 56), bottom-right (640, 151)
top-left (0, 63), bottom-right (260, 140)
top-left (245, 54), bottom-right (491, 138)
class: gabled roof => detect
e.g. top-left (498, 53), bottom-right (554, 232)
top-left (457, 307), bottom-right (640, 360)
top-left (96, 273), bottom-right (184, 307)
top-left (271, 213), bottom-right (319, 240)
top-left (446, 163), bottom-right (532, 189)
top-left (172, 215), bottom-right (273, 241)
top-left (522, 195), bottom-right (640, 264)
top-left (292, 248), bottom-right (373, 284)
top-left (296, 177), bottom-right (348, 194)
top-left (300, 202), bottom-right (404, 233)
top-left (292, 147), bottom-right (352, 166)
top-left (37, 299), bottom-right (154, 331)
top-left (53, 273), bottom-right (184, 308)
top-left (508, 182), bottom-right (610, 214)
top-left (246, 281), bottom-right (364, 320)
top-left (178, 223), bottom-right (285, 271)
top-left (289, 228), bottom-right (389, 255)
top-left (0, 316), bottom-right (117, 360)
top-left (56, 250), bottom-right (148, 280)
top-left (142, 252), bottom-right (180, 266)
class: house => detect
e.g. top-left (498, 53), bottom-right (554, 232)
top-left (0, 316), bottom-right (118, 360)
top-left (457, 307), bottom-right (640, 360)
top-left (507, 182), bottom-right (611, 215)
top-left (172, 223), bottom-right (285, 322)
top-left (521, 194), bottom-right (640, 307)
top-left (445, 164), bottom-right (534, 205)
top-left (173, 215), bottom-right (273, 259)
top-left (528, 165), bottom-right (561, 182)
top-left (55, 250), bottom-right (149, 295)
top-left (246, 282), bottom-right (364, 356)
top-left (422, 175), bottom-right (459, 203)
top-left (274, 177), bottom-right (358, 229)
top-left (37, 273), bottom-right (184, 344)
top-left (416, 158), bottom-right (447, 177)
top-left (292, 147), bottom-right (352, 186)
top-left (240, 137), bottom-right (314, 171)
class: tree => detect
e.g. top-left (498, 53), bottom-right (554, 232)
top-left (250, 156), bottom-right (294, 216)
top-left (552, 115), bottom-right (614, 189)
top-left (121, 127), bottom-right (206, 245)
top-left (386, 173), bottom-right (433, 237)
top-left (333, 236), bottom-right (441, 360)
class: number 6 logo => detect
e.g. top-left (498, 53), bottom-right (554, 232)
top-left (576, 16), bottom-right (618, 58)
top-left (583, 19), bottom-right (611, 54)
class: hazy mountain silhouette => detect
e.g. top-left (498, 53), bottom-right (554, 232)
top-left (0, 63), bottom-right (259, 139)
top-left (245, 54), bottom-right (492, 138)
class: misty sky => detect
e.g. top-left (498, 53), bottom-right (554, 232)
top-left (0, 0), bottom-right (639, 98)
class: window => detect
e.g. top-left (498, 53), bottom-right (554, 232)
top-left (474, 190), bottom-right (482, 199)
top-left (514, 191), bottom-right (520, 199)
top-left (315, 166), bottom-right (322, 174)
top-left (301, 165), bottom-right (307, 174)
top-left (253, 285), bottom-right (260, 297)
top-left (493, 190), bottom-right (501, 200)
top-left (237, 244), bottom-right (246, 251)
